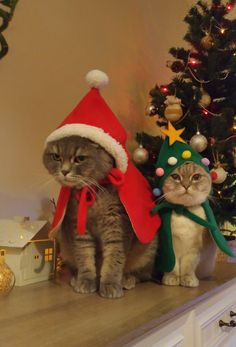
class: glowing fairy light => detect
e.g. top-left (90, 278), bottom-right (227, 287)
top-left (226, 3), bottom-right (233, 11)
top-left (160, 86), bottom-right (169, 93)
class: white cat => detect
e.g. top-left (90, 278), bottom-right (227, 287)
top-left (160, 162), bottom-right (217, 287)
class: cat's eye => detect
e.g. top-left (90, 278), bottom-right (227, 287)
top-left (51, 153), bottom-right (61, 161)
top-left (192, 174), bottom-right (201, 181)
top-left (171, 173), bottom-right (181, 181)
top-left (75, 155), bottom-right (87, 163)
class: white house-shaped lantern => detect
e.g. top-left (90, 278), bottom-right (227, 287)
top-left (0, 219), bottom-right (55, 286)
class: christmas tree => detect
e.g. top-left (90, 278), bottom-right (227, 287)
top-left (134, 0), bottom-right (236, 239)
top-left (0, 0), bottom-right (18, 60)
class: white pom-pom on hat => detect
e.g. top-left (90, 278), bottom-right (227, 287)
top-left (86, 70), bottom-right (109, 89)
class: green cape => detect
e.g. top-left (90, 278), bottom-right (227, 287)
top-left (152, 200), bottom-right (235, 273)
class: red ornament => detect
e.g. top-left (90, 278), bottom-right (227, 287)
top-left (209, 137), bottom-right (216, 146)
top-left (210, 171), bottom-right (218, 181)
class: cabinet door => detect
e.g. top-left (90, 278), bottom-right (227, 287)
top-left (130, 311), bottom-right (195, 347)
top-left (217, 328), bottom-right (236, 347)
top-left (195, 282), bottom-right (236, 347)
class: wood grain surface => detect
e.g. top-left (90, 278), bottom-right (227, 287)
top-left (0, 263), bottom-right (236, 347)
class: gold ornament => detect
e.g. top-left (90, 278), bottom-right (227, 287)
top-left (132, 145), bottom-right (149, 164)
top-left (190, 131), bottom-right (208, 152)
top-left (164, 95), bottom-right (183, 122)
top-left (199, 89), bottom-right (211, 108)
top-left (201, 34), bottom-right (214, 50)
top-left (0, 250), bottom-right (15, 295)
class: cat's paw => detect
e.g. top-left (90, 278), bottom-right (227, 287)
top-left (99, 283), bottom-right (124, 299)
top-left (70, 277), bottom-right (97, 294)
top-left (122, 275), bottom-right (136, 290)
top-left (162, 274), bottom-right (180, 286)
top-left (180, 275), bottom-right (199, 287)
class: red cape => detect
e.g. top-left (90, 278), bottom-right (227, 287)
top-left (49, 162), bottom-right (161, 244)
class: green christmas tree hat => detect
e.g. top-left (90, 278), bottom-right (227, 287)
top-left (154, 122), bottom-right (210, 191)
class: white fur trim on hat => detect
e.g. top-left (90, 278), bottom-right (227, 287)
top-left (45, 124), bottom-right (128, 173)
top-left (85, 70), bottom-right (109, 89)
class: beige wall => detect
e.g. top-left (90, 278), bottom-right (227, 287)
top-left (0, 0), bottom-right (199, 218)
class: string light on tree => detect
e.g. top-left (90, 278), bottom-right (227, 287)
top-left (202, 109), bottom-right (209, 117)
top-left (233, 115), bottom-right (236, 132)
top-left (160, 85), bottom-right (169, 93)
top-left (188, 57), bottom-right (201, 67)
top-left (226, 2), bottom-right (233, 11)
top-left (220, 27), bottom-right (226, 34)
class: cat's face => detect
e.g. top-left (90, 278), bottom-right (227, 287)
top-left (162, 162), bottom-right (211, 206)
top-left (43, 136), bottom-right (114, 188)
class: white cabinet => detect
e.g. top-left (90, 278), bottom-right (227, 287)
top-left (195, 281), bottom-right (236, 347)
top-left (129, 311), bottom-right (195, 347)
top-left (129, 279), bottom-right (236, 347)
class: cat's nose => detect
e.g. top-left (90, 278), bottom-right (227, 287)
top-left (61, 170), bottom-right (69, 176)
top-left (182, 183), bottom-right (190, 190)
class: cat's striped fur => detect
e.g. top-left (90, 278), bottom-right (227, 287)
top-left (43, 136), bottom-right (157, 298)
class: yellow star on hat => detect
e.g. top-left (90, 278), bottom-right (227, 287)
top-left (161, 122), bottom-right (186, 145)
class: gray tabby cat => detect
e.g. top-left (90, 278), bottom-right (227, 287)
top-left (162, 162), bottom-right (217, 287)
top-left (43, 136), bottom-right (157, 298)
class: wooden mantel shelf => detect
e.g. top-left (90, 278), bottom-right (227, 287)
top-left (1, 263), bottom-right (236, 347)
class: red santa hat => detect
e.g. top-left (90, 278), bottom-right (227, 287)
top-left (46, 70), bottom-right (161, 244)
top-left (46, 70), bottom-right (128, 173)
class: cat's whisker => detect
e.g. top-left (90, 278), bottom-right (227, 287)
top-left (64, 175), bottom-right (100, 191)
top-left (83, 177), bottom-right (106, 194)
top-left (155, 188), bottom-right (187, 204)
top-left (76, 177), bottom-right (99, 197)
top-left (155, 195), bottom-right (166, 203)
